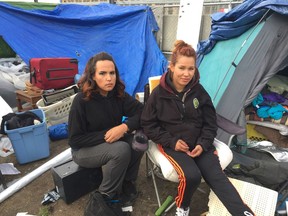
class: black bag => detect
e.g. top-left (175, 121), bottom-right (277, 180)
top-left (2, 111), bottom-right (42, 134)
top-left (84, 192), bottom-right (124, 216)
top-left (1, 113), bottom-right (16, 134)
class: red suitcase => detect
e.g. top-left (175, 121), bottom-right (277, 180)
top-left (30, 58), bottom-right (78, 90)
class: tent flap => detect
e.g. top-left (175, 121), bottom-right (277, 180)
top-left (197, 0), bottom-right (288, 65)
top-left (198, 0), bottom-right (288, 145)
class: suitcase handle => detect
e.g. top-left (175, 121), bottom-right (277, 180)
top-left (30, 68), bottom-right (37, 83)
top-left (46, 68), bottom-right (75, 80)
top-left (70, 59), bottom-right (78, 64)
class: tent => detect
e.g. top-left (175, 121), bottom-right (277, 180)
top-left (197, 0), bottom-right (288, 145)
top-left (0, 2), bottom-right (167, 99)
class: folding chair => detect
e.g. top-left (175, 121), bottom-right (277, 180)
top-left (143, 82), bottom-right (246, 214)
top-left (146, 137), bottom-right (236, 212)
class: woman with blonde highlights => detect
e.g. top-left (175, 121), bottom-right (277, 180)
top-left (141, 40), bottom-right (255, 216)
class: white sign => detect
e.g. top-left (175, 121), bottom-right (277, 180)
top-left (176, 0), bottom-right (204, 50)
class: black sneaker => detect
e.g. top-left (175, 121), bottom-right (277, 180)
top-left (122, 180), bottom-right (138, 206)
top-left (84, 191), bottom-right (117, 216)
top-left (102, 193), bottom-right (125, 216)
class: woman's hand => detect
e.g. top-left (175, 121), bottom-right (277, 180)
top-left (187, 145), bottom-right (203, 158)
top-left (104, 124), bottom-right (128, 143)
top-left (175, 139), bottom-right (189, 152)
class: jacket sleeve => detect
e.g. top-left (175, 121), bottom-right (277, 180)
top-left (68, 94), bottom-right (108, 149)
top-left (196, 87), bottom-right (218, 151)
top-left (122, 92), bottom-right (144, 132)
top-left (141, 89), bottom-right (179, 149)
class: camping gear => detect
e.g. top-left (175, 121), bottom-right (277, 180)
top-left (197, 1), bottom-right (288, 146)
top-left (51, 159), bottom-right (102, 204)
top-left (29, 58), bottom-right (78, 90)
top-left (4, 109), bottom-right (50, 164)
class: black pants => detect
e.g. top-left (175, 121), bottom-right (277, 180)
top-left (161, 145), bottom-right (254, 216)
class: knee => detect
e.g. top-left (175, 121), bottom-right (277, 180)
top-left (185, 170), bottom-right (202, 186)
top-left (112, 141), bottom-right (131, 161)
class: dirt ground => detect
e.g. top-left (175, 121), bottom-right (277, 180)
top-left (0, 138), bottom-right (210, 216)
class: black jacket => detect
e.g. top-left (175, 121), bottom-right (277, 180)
top-left (68, 90), bottom-right (143, 150)
top-left (141, 71), bottom-right (217, 151)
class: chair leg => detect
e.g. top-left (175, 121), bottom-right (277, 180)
top-left (145, 153), bottom-right (162, 207)
top-left (145, 153), bottom-right (150, 178)
top-left (149, 159), bottom-right (162, 207)
top-left (197, 186), bottom-right (206, 194)
top-left (164, 201), bottom-right (176, 213)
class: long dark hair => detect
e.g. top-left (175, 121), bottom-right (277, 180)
top-left (78, 52), bottom-right (125, 100)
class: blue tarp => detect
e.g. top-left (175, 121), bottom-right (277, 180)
top-left (0, 3), bottom-right (168, 95)
top-left (197, 0), bottom-right (288, 66)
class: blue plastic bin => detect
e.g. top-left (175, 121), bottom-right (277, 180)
top-left (4, 109), bottom-right (50, 164)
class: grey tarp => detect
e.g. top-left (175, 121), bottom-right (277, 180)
top-left (227, 148), bottom-right (288, 188)
top-left (216, 13), bottom-right (288, 144)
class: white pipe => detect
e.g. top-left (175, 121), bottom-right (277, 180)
top-left (0, 148), bottom-right (72, 203)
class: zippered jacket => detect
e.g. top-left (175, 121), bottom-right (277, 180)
top-left (141, 70), bottom-right (217, 151)
top-left (68, 90), bottom-right (143, 150)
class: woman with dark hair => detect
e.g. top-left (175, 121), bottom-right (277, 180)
top-left (68, 52), bottom-right (144, 215)
top-left (141, 40), bottom-right (255, 216)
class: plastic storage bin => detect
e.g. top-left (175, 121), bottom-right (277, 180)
top-left (4, 109), bottom-right (50, 164)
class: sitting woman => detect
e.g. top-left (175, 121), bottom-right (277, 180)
top-left (141, 40), bottom-right (255, 216)
top-left (68, 52), bottom-right (144, 215)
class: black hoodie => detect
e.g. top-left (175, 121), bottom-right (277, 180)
top-left (141, 70), bottom-right (217, 151)
top-left (68, 90), bottom-right (143, 150)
